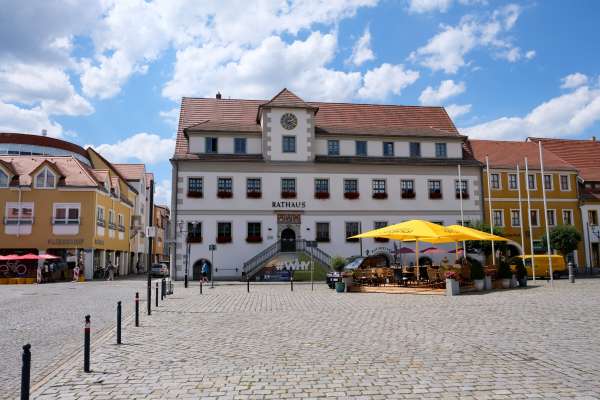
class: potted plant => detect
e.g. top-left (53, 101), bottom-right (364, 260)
top-left (445, 271), bottom-right (460, 296)
top-left (331, 256), bottom-right (346, 293)
top-left (497, 261), bottom-right (512, 289)
top-left (512, 257), bottom-right (528, 287)
top-left (470, 258), bottom-right (485, 291)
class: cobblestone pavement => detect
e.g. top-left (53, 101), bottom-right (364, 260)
top-left (28, 279), bottom-right (600, 399)
top-left (0, 277), bottom-right (158, 399)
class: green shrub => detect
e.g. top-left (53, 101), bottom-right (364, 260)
top-left (497, 261), bottom-right (513, 279)
top-left (469, 257), bottom-right (484, 280)
top-left (331, 256), bottom-right (346, 272)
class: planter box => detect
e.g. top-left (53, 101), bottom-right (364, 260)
top-left (484, 275), bottom-right (493, 290)
top-left (501, 278), bottom-right (511, 289)
top-left (473, 279), bottom-right (485, 291)
top-left (374, 237), bottom-right (389, 242)
top-left (344, 192), bottom-right (360, 200)
top-left (429, 192), bottom-right (443, 199)
top-left (455, 192), bottom-right (469, 199)
top-left (246, 236), bottom-right (263, 243)
top-left (446, 278), bottom-right (460, 296)
top-left (187, 235), bottom-right (202, 243)
top-left (281, 191), bottom-right (297, 199)
top-left (314, 192), bottom-right (330, 199)
top-left (401, 191), bottom-right (416, 199)
top-left (372, 192), bottom-right (388, 200)
top-left (216, 236), bottom-right (232, 244)
top-left (187, 191), bottom-right (203, 198)
top-left (217, 191), bottom-right (233, 199)
top-left (246, 191), bottom-right (262, 199)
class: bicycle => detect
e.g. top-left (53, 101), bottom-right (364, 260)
top-left (0, 261), bottom-right (28, 277)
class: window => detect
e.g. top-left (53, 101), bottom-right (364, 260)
top-left (281, 178), bottom-right (296, 198)
top-left (327, 140), bottom-right (340, 155)
top-left (217, 222), bottom-right (232, 243)
top-left (246, 222), bottom-right (262, 242)
top-left (560, 175), bottom-right (570, 191)
top-left (455, 180), bottom-right (469, 199)
top-left (316, 222), bottom-right (330, 242)
top-left (511, 210), bottom-right (521, 227)
top-left (35, 167), bottom-right (56, 188)
top-left (372, 179), bottom-right (387, 199)
top-left (373, 221), bottom-right (388, 242)
top-left (589, 210), bottom-right (598, 225)
top-left (490, 173), bottom-right (500, 189)
top-left (528, 174), bottom-right (537, 190)
top-left (435, 143), bottom-right (447, 158)
top-left (217, 177), bottom-right (233, 198)
top-left (96, 207), bottom-right (105, 227)
top-left (409, 142), bottom-right (421, 157)
top-left (428, 180), bottom-right (442, 199)
top-left (117, 214), bottom-right (125, 231)
top-left (234, 138), bottom-right (247, 154)
top-left (492, 210), bottom-right (504, 227)
top-left (4, 202), bottom-right (34, 224)
top-left (282, 136), bottom-right (296, 153)
top-left (314, 178), bottom-right (329, 199)
top-left (108, 210), bottom-right (115, 229)
top-left (0, 170), bottom-right (8, 187)
top-left (345, 222), bottom-right (359, 242)
top-left (53, 203), bottom-right (80, 225)
top-left (401, 179), bottom-right (415, 199)
top-left (383, 142), bottom-right (394, 156)
top-left (205, 137), bottom-right (218, 153)
top-left (187, 222), bottom-right (202, 243)
top-left (547, 210), bottom-right (556, 226)
top-left (544, 174), bottom-right (553, 191)
top-left (344, 179), bottom-right (359, 199)
top-left (530, 210), bottom-right (540, 227)
top-left (508, 174), bottom-right (518, 190)
top-left (562, 210), bottom-right (573, 225)
top-left (356, 141), bottom-right (367, 156)
top-left (188, 177), bottom-right (203, 198)
top-left (246, 178), bottom-right (261, 198)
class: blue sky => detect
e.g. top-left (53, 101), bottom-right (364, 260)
top-left (1, 0), bottom-right (600, 204)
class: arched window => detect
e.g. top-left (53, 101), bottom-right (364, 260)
top-left (35, 167), bottom-right (56, 188)
top-left (0, 170), bottom-right (8, 188)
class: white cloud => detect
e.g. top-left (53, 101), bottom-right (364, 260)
top-left (89, 133), bottom-right (175, 164)
top-left (159, 108), bottom-right (180, 128)
top-left (0, 102), bottom-right (64, 137)
top-left (561, 72), bottom-right (588, 89)
top-left (410, 4), bottom-right (524, 73)
top-left (358, 63), bottom-right (420, 100)
top-left (349, 28), bottom-right (375, 66)
top-left (445, 103), bottom-right (472, 119)
top-left (462, 85), bottom-right (600, 140)
top-left (419, 80), bottom-right (466, 105)
top-left (153, 179), bottom-right (172, 207)
top-left (525, 50), bottom-right (536, 60)
top-left (408, 0), bottom-right (453, 13)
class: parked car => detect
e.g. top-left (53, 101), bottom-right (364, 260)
top-left (151, 263), bottom-right (169, 277)
top-left (326, 254), bottom-right (390, 288)
top-left (515, 255), bottom-right (567, 279)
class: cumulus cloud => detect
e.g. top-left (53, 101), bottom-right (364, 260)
top-left (419, 80), bottom-right (466, 105)
top-left (153, 179), bottom-right (172, 207)
top-left (349, 28), bottom-right (375, 66)
top-left (408, 0), bottom-right (453, 13)
top-left (561, 72), bottom-right (588, 89)
top-left (358, 64), bottom-right (420, 100)
top-left (445, 103), bottom-right (472, 119)
top-left (0, 102), bottom-right (64, 137)
top-left (525, 50), bottom-right (536, 60)
top-left (410, 4), bottom-right (525, 73)
top-left (462, 83), bottom-right (600, 140)
top-left (89, 133), bottom-right (176, 164)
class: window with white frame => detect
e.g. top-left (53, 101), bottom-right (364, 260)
top-left (528, 174), bottom-right (537, 190)
top-left (53, 203), bottom-right (80, 225)
top-left (4, 202), bottom-right (34, 224)
top-left (490, 173), bottom-right (500, 189)
top-left (117, 214), bottom-right (125, 231)
top-left (35, 167), bottom-right (56, 188)
top-left (547, 209), bottom-right (556, 226)
top-left (510, 210), bottom-right (521, 227)
top-left (530, 209), bottom-right (540, 227)
top-left (560, 175), bottom-right (570, 191)
top-left (435, 143), bottom-right (447, 158)
top-left (492, 210), bottom-right (504, 227)
top-left (508, 173), bottom-right (518, 190)
top-left (0, 169), bottom-right (8, 187)
top-left (327, 140), bottom-right (340, 155)
top-left (562, 210), bottom-right (573, 225)
top-left (96, 207), bottom-right (105, 226)
top-left (108, 210), bottom-right (115, 229)
top-left (544, 174), bottom-right (553, 191)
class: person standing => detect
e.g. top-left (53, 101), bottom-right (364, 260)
top-left (107, 261), bottom-right (115, 281)
top-left (201, 261), bottom-right (209, 283)
top-left (36, 264), bottom-right (42, 284)
top-left (73, 263), bottom-right (80, 282)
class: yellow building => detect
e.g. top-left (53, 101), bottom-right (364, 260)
top-left (152, 204), bottom-right (170, 264)
top-left (0, 133), bottom-right (140, 281)
top-left (469, 140), bottom-right (585, 268)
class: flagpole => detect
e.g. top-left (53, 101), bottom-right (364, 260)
top-left (517, 164), bottom-right (526, 256)
top-left (458, 164), bottom-right (467, 261)
top-left (525, 157), bottom-right (536, 281)
top-left (539, 141), bottom-right (554, 286)
top-left (485, 155), bottom-right (496, 265)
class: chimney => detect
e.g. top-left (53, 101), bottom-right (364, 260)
top-left (41, 129), bottom-right (47, 136)
top-left (592, 136), bottom-right (597, 142)
top-left (216, 92), bottom-right (222, 99)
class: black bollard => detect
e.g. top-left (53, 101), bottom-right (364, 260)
top-left (135, 292), bottom-right (139, 327)
top-left (155, 282), bottom-right (159, 307)
top-left (291, 276), bottom-right (294, 292)
top-left (84, 315), bottom-right (91, 373)
top-left (247, 278), bottom-right (250, 293)
top-left (161, 278), bottom-right (165, 300)
top-left (116, 301), bottom-right (122, 345)
top-left (21, 344), bottom-right (31, 400)
top-left (200, 280), bottom-right (203, 294)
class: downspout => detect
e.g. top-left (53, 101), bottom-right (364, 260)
top-left (17, 186), bottom-right (22, 238)
top-left (170, 159), bottom-right (178, 280)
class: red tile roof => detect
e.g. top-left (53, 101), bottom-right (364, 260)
top-left (258, 88), bottom-right (318, 117)
top-left (175, 90), bottom-right (461, 157)
top-left (468, 140), bottom-right (577, 171)
top-left (113, 163), bottom-right (146, 181)
top-left (529, 137), bottom-right (600, 181)
top-left (0, 156), bottom-right (101, 187)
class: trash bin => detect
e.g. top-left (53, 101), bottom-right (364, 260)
top-left (335, 281), bottom-right (345, 293)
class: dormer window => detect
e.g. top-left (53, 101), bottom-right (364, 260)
top-left (35, 167), bottom-right (56, 188)
top-left (0, 170), bottom-right (8, 188)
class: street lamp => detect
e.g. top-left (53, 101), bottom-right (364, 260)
top-left (177, 220), bottom-right (198, 288)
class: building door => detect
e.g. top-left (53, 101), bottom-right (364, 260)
top-left (281, 228), bottom-right (296, 252)
top-left (592, 243), bottom-right (600, 268)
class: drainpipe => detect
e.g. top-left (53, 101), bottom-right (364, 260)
top-left (170, 160), bottom-right (178, 280)
top-left (17, 186), bottom-right (22, 238)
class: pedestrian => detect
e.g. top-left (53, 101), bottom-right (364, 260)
top-left (201, 261), bottom-right (209, 283)
top-left (36, 264), bottom-right (42, 284)
top-left (135, 260), bottom-right (140, 274)
top-left (73, 263), bottom-right (80, 282)
top-left (107, 261), bottom-right (114, 281)
top-left (43, 262), bottom-right (49, 283)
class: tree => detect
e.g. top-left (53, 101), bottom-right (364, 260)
top-left (465, 220), bottom-right (505, 258)
top-left (541, 225), bottom-right (582, 261)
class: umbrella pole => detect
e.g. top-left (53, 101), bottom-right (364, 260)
top-left (455, 242), bottom-right (458, 263)
top-left (416, 241), bottom-right (420, 281)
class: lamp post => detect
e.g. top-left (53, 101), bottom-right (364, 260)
top-left (177, 221), bottom-right (198, 288)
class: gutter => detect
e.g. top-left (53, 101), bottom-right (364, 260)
top-left (170, 159), bottom-right (178, 280)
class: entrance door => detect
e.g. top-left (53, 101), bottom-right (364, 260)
top-left (280, 228), bottom-right (296, 252)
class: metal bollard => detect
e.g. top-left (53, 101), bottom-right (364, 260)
top-left (162, 278), bottom-right (166, 299)
top-left (155, 282), bottom-right (159, 307)
top-left (116, 301), bottom-right (122, 345)
top-left (21, 344), bottom-right (31, 400)
top-left (135, 292), bottom-right (139, 327)
top-left (568, 262), bottom-right (575, 283)
top-left (200, 280), bottom-right (203, 294)
top-left (247, 278), bottom-right (250, 293)
top-left (290, 276), bottom-right (294, 292)
top-left (84, 315), bottom-right (91, 373)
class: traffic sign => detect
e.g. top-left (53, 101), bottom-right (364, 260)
top-left (209, 244), bottom-right (217, 251)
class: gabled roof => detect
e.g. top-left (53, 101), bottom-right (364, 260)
top-left (256, 88), bottom-right (318, 121)
top-left (86, 147), bottom-right (138, 194)
top-left (113, 163), bottom-right (146, 181)
top-left (0, 156), bottom-right (101, 187)
top-left (175, 89), bottom-right (461, 158)
top-left (529, 137), bottom-right (600, 182)
top-left (468, 140), bottom-right (578, 171)
top-left (0, 159), bottom-right (16, 176)
top-left (29, 159), bottom-right (64, 179)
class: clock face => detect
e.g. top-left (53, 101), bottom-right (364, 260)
top-left (280, 113), bottom-right (298, 130)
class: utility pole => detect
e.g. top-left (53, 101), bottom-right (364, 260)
top-left (147, 178), bottom-right (154, 315)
